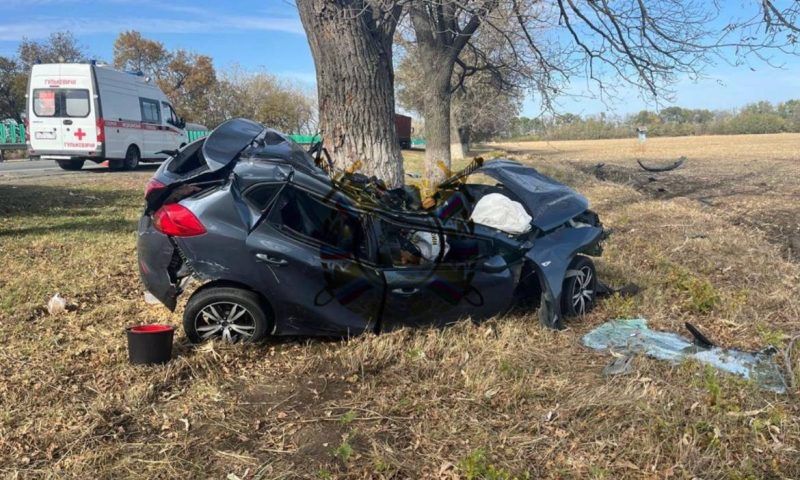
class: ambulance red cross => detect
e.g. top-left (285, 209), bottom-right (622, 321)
top-left (27, 63), bottom-right (203, 171)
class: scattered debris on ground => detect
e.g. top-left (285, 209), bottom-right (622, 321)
top-left (46, 293), bottom-right (66, 316)
top-left (636, 156), bottom-right (686, 172)
top-left (583, 318), bottom-right (787, 393)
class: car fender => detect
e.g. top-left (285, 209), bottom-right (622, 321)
top-left (137, 216), bottom-right (179, 311)
top-left (525, 225), bottom-right (603, 328)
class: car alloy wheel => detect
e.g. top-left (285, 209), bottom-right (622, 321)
top-left (194, 301), bottom-right (256, 343)
top-left (560, 255), bottom-right (597, 318)
top-left (570, 265), bottom-right (594, 315)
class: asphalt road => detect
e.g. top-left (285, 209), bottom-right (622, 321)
top-left (0, 159), bottom-right (158, 180)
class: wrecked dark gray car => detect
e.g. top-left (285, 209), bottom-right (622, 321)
top-left (137, 118), bottom-right (605, 343)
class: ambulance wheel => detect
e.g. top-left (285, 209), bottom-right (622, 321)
top-left (56, 159), bottom-right (85, 171)
top-left (123, 145), bottom-right (140, 171)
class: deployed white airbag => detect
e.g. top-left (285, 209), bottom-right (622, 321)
top-left (470, 193), bottom-right (532, 235)
top-left (410, 231), bottom-right (450, 262)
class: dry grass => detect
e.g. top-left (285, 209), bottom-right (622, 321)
top-left (0, 141), bottom-right (799, 479)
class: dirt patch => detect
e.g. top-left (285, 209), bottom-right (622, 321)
top-left (577, 161), bottom-right (800, 261)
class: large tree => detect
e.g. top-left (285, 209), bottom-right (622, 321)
top-left (299, 0), bottom-right (800, 185)
top-left (0, 32), bottom-right (87, 122)
top-left (206, 67), bottom-right (316, 133)
top-left (396, 14), bottom-right (526, 161)
top-left (112, 31), bottom-right (217, 127)
top-left (113, 31), bottom-right (170, 79)
top-left (17, 32), bottom-right (87, 70)
top-left (406, 0), bottom-right (499, 181)
top-left (0, 57), bottom-right (26, 122)
top-left (160, 51), bottom-right (217, 125)
top-left (296, 0), bottom-right (404, 187)
top-left (396, 51), bottom-right (522, 160)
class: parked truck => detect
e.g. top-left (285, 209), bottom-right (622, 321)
top-left (394, 114), bottom-right (412, 149)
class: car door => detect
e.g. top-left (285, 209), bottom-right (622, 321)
top-left (161, 101), bottom-right (183, 153)
top-left (30, 88), bottom-right (94, 153)
top-left (244, 184), bottom-right (385, 336)
top-left (376, 218), bottom-right (516, 330)
top-left (139, 97), bottom-right (162, 157)
top-left (29, 88), bottom-right (63, 152)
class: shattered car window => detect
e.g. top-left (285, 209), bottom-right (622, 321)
top-left (267, 186), bottom-right (368, 258)
top-left (244, 183), bottom-right (282, 212)
top-left (583, 318), bottom-right (787, 393)
top-left (378, 219), bottom-right (494, 266)
top-left (167, 139), bottom-right (207, 175)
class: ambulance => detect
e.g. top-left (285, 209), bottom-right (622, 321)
top-left (27, 63), bottom-right (192, 171)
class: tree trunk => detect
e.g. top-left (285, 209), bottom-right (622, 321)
top-left (450, 122), bottom-right (470, 161)
top-left (296, 0), bottom-right (404, 187)
top-left (421, 67), bottom-right (453, 185)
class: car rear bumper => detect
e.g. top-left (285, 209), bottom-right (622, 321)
top-left (137, 215), bottom-right (179, 310)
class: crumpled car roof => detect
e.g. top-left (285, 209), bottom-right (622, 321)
top-left (201, 118), bottom-right (321, 175)
top-left (201, 118), bottom-right (264, 171)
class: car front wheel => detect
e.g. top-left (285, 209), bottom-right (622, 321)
top-left (183, 287), bottom-right (271, 344)
top-left (560, 255), bottom-right (597, 317)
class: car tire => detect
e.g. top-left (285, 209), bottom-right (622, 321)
top-left (560, 255), bottom-right (597, 318)
top-left (183, 287), bottom-right (271, 344)
top-left (123, 145), bottom-right (140, 171)
top-left (56, 159), bottom-right (85, 171)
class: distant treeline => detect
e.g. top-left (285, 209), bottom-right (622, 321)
top-left (505, 100), bottom-right (800, 141)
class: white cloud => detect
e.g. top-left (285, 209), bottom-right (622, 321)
top-left (0, 3), bottom-right (304, 41)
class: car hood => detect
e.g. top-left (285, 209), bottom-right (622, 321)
top-left (476, 159), bottom-right (589, 231)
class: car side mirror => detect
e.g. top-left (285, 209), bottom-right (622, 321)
top-left (178, 118), bottom-right (186, 129)
top-left (479, 255), bottom-right (507, 274)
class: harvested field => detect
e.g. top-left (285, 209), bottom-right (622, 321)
top-left (495, 133), bottom-right (800, 261)
top-left (1, 140), bottom-right (799, 479)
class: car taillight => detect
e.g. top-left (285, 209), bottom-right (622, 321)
top-left (152, 204), bottom-right (206, 237)
top-left (144, 178), bottom-right (166, 199)
top-left (96, 118), bottom-right (105, 143)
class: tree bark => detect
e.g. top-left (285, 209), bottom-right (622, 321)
top-left (296, 0), bottom-right (404, 187)
top-left (408, 1), bottom-right (493, 185)
top-left (451, 120), bottom-right (470, 161)
top-left (421, 69), bottom-right (453, 183)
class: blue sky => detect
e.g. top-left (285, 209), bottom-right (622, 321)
top-left (3, 0), bottom-right (799, 117)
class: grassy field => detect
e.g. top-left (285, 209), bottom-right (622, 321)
top-left (1, 135), bottom-right (799, 478)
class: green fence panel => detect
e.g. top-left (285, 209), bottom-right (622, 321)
top-left (186, 130), bottom-right (209, 142)
top-left (0, 125), bottom-right (26, 145)
top-left (288, 134), bottom-right (321, 145)
top-left (181, 131), bottom-right (340, 147)
top-left (185, 131), bottom-right (320, 145)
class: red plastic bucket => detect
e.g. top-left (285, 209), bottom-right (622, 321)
top-left (126, 324), bottom-right (174, 365)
